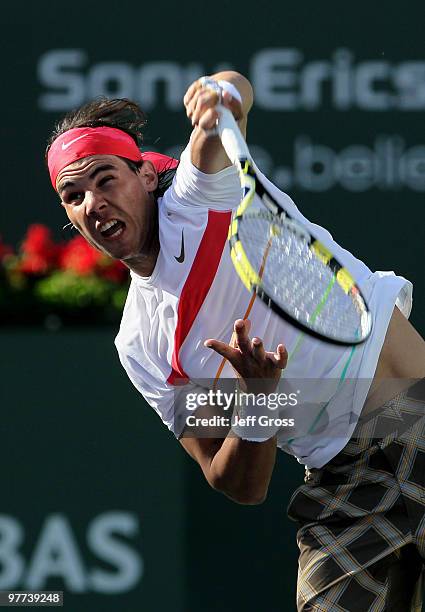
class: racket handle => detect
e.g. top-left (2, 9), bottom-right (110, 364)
top-left (216, 104), bottom-right (251, 164)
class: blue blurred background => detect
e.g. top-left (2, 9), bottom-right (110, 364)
top-left (1, 1), bottom-right (424, 609)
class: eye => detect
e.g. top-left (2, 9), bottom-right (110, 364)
top-left (98, 175), bottom-right (114, 187)
top-left (67, 192), bottom-right (84, 204)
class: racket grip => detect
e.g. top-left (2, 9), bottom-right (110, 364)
top-left (216, 104), bottom-right (251, 164)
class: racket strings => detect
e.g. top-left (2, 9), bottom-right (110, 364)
top-left (237, 212), bottom-right (367, 342)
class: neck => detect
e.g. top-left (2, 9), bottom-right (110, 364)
top-left (124, 196), bottom-right (160, 277)
top-left (125, 246), bottom-right (159, 277)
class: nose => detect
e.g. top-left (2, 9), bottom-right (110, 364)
top-left (84, 191), bottom-right (107, 217)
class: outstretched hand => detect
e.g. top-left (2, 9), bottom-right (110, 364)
top-left (204, 319), bottom-right (288, 395)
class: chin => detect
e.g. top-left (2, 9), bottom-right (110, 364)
top-left (99, 238), bottom-right (135, 261)
top-left (111, 244), bottom-right (141, 262)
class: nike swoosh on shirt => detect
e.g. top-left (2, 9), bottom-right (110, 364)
top-left (61, 134), bottom-right (91, 150)
top-left (174, 229), bottom-right (185, 263)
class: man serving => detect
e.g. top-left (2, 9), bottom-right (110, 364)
top-left (47, 71), bottom-right (425, 611)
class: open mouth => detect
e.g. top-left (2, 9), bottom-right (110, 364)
top-left (99, 219), bottom-right (125, 239)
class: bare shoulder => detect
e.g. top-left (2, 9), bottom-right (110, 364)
top-left (376, 306), bottom-right (425, 379)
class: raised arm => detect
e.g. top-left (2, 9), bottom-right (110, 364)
top-left (179, 320), bottom-right (287, 505)
top-left (183, 71), bottom-right (253, 174)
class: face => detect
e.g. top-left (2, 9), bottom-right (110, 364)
top-left (57, 155), bottom-right (158, 261)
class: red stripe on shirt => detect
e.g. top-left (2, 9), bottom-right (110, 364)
top-left (167, 210), bottom-right (231, 385)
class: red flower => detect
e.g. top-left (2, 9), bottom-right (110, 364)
top-left (59, 235), bottom-right (103, 275)
top-left (19, 224), bottom-right (59, 274)
top-left (21, 224), bottom-right (56, 257)
top-left (11, 223), bottom-right (129, 284)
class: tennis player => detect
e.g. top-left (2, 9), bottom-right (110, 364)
top-left (46, 71), bottom-right (425, 611)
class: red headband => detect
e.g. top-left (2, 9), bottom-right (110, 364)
top-left (47, 126), bottom-right (178, 189)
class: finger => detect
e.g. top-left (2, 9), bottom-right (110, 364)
top-left (272, 344), bottom-right (288, 369)
top-left (183, 80), bottom-right (201, 106)
top-left (264, 346), bottom-right (287, 369)
top-left (185, 84), bottom-right (212, 119)
top-left (192, 93), bottom-right (220, 127)
top-left (198, 108), bottom-right (220, 130)
top-left (251, 337), bottom-right (266, 362)
top-left (233, 319), bottom-right (252, 354)
top-left (229, 319), bottom-right (251, 350)
top-left (204, 339), bottom-right (241, 362)
top-left (186, 93), bottom-right (200, 119)
top-left (221, 90), bottom-right (243, 120)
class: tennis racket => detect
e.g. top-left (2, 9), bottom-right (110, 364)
top-left (216, 104), bottom-right (372, 346)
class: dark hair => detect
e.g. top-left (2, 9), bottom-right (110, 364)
top-left (46, 97), bottom-right (178, 197)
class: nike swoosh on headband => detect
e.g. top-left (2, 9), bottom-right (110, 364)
top-left (61, 133), bottom-right (91, 150)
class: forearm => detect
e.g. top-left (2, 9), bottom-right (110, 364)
top-left (208, 434), bottom-right (277, 505)
top-left (181, 420), bottom-right (277, 506)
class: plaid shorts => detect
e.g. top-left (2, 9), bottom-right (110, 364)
top-left (287, 379), bottom-right (425, 612)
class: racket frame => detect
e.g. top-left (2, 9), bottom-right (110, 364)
top-left (217, 105), bottom-right (372, 346)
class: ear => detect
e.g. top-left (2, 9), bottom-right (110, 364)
top-left (139, 160), bottom-right (159, 193)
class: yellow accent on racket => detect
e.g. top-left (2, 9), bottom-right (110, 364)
top-left (230, 240), bottom-right (261, 291)
top-left (311, 240), bottom-right (333, 265)
top-left (228, 219), bottom-right (238, 239)
top-left (336, 268), bottom-right (355, 294)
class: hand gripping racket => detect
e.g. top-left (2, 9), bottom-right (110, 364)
top-left (216, 105), bottom-right (372, 346)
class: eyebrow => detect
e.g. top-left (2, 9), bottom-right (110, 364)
top-left (58, 164), bottom-right (116, 195)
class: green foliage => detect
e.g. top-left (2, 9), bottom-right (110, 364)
top-left (35, 271), bottom-right (117, 309)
